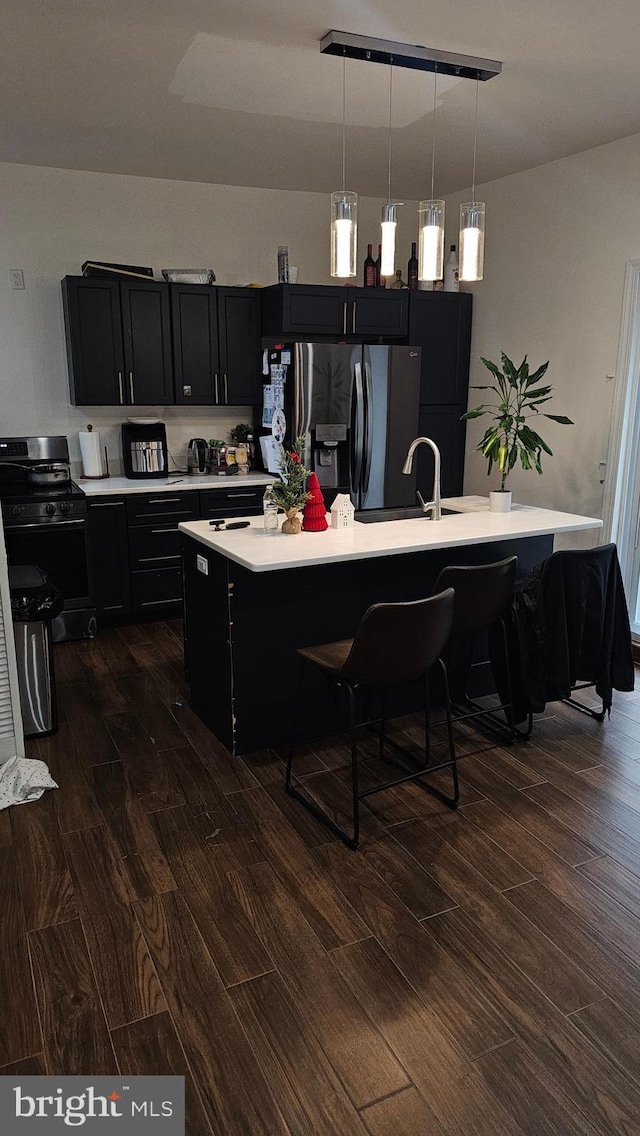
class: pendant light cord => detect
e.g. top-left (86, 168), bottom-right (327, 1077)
top-left (387, 57), bottom-right (394, 203)
top-left (430, 64), bottom-right (438, 200)
top-left (341, 48), bottom-right (346, 191)
top-left (471, 73), bottom-right (479, 201)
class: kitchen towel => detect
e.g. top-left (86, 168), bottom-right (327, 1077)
top-left (79, 427), bottom-right (104, 477)
top-left (0, 754), bottom-right (58, 809)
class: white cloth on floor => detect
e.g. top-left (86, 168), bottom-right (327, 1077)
top-left (0, 755), bottom-right (58, 809)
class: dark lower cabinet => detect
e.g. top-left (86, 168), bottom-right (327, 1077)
top-left (87, 498), bottom-right (131, 614)
top-left (89, 485), bottom-right (265, 621)
top-left (131, 567), bottom-right (183, 612)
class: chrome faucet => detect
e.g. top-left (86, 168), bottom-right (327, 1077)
top-left (402, 437), bottom-right (442, 520)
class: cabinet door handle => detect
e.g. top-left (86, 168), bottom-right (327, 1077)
top-left (352, 301), bottom-right (357, 334)
top-left (148, 497), bottom-right (181, 504)
top-left (214, 373), bottom-right (219, 402)
top-left (118, 371), bottom-right (124, 405)
top-left (140, 597), bottom-right (181, 607)
top-left (225, 492), bottom-right (257, 498)
top-left (129, 371), bottom-right (135, 403)
top-left (90, 501), bottom-right (124, 508)
top-left (342, 302), bottom-right (347, 335)
top-left (224, 373), bottom-right (228, 404)
top-left (138, 554), bottom-right (181, 563)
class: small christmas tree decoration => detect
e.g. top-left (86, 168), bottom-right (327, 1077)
top-left (269, 435), bottom-right (312, 533)
top-left (302, 472), bottom-right (328, 532)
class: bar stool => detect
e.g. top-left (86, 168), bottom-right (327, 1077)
top-left (432, 556), bottom-right (522, 742)
top-left (285, 588), bottom-right (458, 850)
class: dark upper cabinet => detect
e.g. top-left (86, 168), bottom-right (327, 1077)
top-left (217, 287), bottom-right (262, 404)
top-left (87, 498), bottom-right (131, 614)
top-left (64, 277), bottom-right (260, 407)
top-left (121, 280), bottom-right (173, 405)
top-left (348, 288), bottom-right (408, 337)
top-left (408, 291), bottom-right (473, 406)
top-left (171, 284), bottom-right (220, 405)
top-left (416, 406), bottom-right (468, 499)
top-left (62, 278), bottom-right (125, 406)
top-left (261, 284), bottom-right (408, 339)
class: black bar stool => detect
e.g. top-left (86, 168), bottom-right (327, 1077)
top-left (285, 588), bottom-right (458, 850)
top-left (432, 556), bottom-right (523, 742)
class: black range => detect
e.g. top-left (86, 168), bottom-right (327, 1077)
top-left (0, 436), bottom-right (95, 641)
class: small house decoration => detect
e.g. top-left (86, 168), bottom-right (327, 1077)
top-left (330, 493), bottom-right (355, 529)
top-left (302, 472), bottom-right (328, 532)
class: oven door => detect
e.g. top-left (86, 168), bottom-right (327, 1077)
top-left (3, 519), bottom-right (91, 609)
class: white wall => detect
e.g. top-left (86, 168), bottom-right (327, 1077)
top-left (446, 130), bottom-right (640, 539)
top-left (0, 162), bottom-right (418, 474)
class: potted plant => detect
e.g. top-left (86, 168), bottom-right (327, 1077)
top-left (462, 352), bottom-right (573, 512)
top-left (269, 435), bottom-right (312, 533)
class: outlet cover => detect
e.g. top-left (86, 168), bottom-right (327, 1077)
top-left (196, 554), bottom-right (208, 575)
top-left (9, 269), bottom-right (25, 290)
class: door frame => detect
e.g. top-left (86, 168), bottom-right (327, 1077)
top-left (602, 257), bottom-right (640, 635)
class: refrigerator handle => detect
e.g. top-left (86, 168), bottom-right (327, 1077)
top-left (352, 361), bottom-right (364, 498)
top-left (362, 359), bottom-right (373, 493)
top-left (293, 342), bottom-right (311, 465)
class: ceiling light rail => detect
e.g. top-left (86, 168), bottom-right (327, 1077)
top-left (320, 31), bottom-right (502, 83)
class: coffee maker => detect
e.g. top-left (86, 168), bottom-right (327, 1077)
top-left (121, 422), bottom-right (168, 479)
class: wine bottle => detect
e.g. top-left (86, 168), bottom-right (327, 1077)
top-left (407, 241), bottom-right (418, 290)
top-left (444, 244), bottom-right (459, 292)
top-left (374, 243), bottom-right (385, 288)
top-left (363, 243), bottom-right (376, 287)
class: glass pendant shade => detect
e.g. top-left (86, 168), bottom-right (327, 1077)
top-left (330, 191), bottom-right (358, 278)
top-left (418, 200), bottom-right (445, 281)
top-left (380, 203), bottom-right (400, 278)
top-left (459, 201), bottom-right (485, 281)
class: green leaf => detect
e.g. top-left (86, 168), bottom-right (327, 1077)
top-left (480, 357), bottom-right (504, 382)
top-left (525, 361), bottom-right (549, 387)
top-left (526, 429), bottom-right (553, 456)
top-left (461, 405), bottom-right (489, 420)
top-left (543, 414), bottom-right (574, 425)
top-left (501, 353), bottom-right (518, 386)
top-left (523, 385), bottom-right (552, 400)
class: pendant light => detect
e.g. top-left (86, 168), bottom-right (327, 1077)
top-left (459, 75), bottom-right (485, 282)
top-left (380, 60), bottom-right (402, 279)
top-left (330, 50), bottom-right (357, 278)
top-left (418, 65), bottom-right (445, 282)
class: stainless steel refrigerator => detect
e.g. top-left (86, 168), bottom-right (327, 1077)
top-left (264, 343), bottom-right (422, 511)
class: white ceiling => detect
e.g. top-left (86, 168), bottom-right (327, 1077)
top-left (4, 0), bottom-right (640, 198)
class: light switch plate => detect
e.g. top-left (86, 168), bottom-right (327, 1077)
top-left (9, 269), bottom-right (25, 290)
top-left (196, 554), bottom-right (208, 575)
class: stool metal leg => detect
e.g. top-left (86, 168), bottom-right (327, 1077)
top-left (424, 669), bottom-right (431, 765)
top-left (285, 676), bottom-right (360, 849)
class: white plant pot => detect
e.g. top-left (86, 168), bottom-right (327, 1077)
top-left (489, 490), bottom-right (512, 513)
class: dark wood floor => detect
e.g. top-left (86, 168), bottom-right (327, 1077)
top-left (3, 620), bottom-right (640, 1134)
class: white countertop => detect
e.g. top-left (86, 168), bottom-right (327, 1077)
top-left (179, 498), bottom-right (603, 573)
top-left (79, 472), bottom-right (275, 496)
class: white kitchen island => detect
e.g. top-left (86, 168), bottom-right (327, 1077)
top-left (179, 500), bottom-right (602, 754)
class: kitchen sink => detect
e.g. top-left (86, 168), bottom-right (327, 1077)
top-left (354, 506), bottom-right (456, 523)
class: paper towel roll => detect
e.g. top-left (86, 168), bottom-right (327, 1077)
top-left (79, 428), bottom-right (104, 478)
